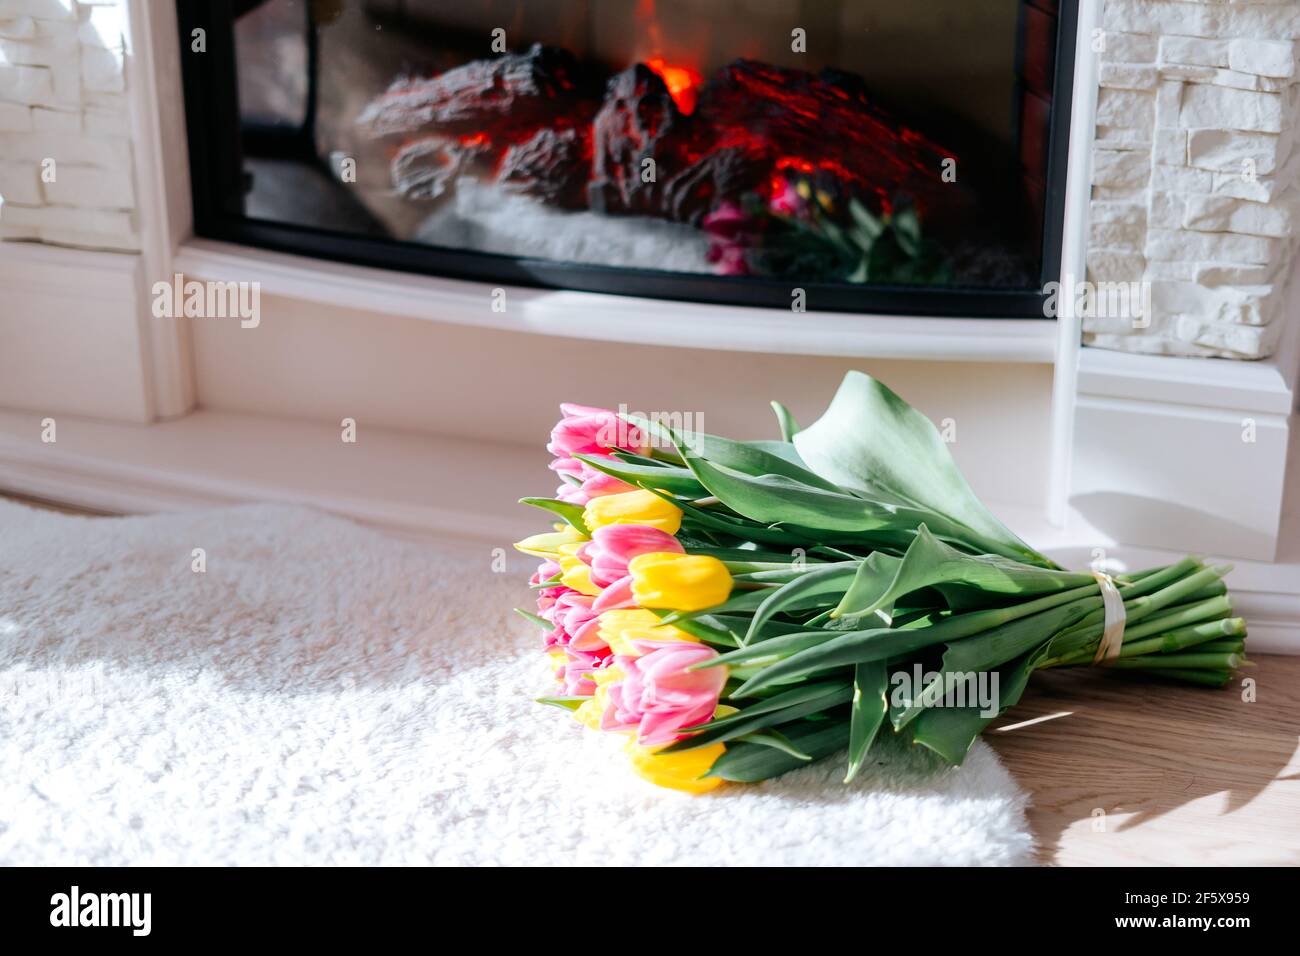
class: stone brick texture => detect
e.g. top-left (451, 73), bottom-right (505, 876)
top-left (0, 0), bottom-right (138, 251)
top-left (1088, 0), bottom-right (1300, 358)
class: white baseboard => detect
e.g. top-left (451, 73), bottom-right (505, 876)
top-left (0, 407), bottom-right (541, 546)
top-left (0, 405), bottom-right (1295, 653)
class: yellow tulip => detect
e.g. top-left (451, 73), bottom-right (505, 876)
top-left (582, 489), bottom-right (682, 535)
top-left (628, 552), bottom-right (733, 612)
top-left (625, 739), bottom-right (726, 793)
top-left (545, 647), bottom-right (568, 684)
top-left (556, 547), bottom-right (601, 597)
top-left (514, 525), bottom-right (588, 558)
top-left (572, 666), bottom-right (624, 729)
top-left (596, 608), bottom-right (697, 656)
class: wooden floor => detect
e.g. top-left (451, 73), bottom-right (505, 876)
top-left (987, 653), bottom-right (1300, 865)
top-left (4, 494), bottom-right (1298, 865)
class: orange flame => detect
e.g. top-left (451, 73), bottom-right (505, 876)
top-left (646, 57), bottom-right (701, 115)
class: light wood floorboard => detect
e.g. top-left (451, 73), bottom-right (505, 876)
top-left (987, 654), bottom-right (1300, 865)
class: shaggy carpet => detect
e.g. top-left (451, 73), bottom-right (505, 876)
top-left (0, 500), bottom-right (1034, 865)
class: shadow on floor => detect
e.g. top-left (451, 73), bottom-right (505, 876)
top-left (986, 655), bottom-right (1300, 865)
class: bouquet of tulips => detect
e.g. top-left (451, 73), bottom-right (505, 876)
top-left (515, 372), bottom-right (1247, 793)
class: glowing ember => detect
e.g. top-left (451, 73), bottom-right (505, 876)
top-left (646, 57), bottom-right (701, 115)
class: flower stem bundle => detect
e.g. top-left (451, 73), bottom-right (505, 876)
top-left (515, 373), bottom-right (1247, 791)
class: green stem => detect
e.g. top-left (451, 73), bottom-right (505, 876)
top-left (1107, 651), bottom-right (1242, 670)
top-left (1119, 616), bottom-right (1245, 658)
top-left (1195, 638), bottom-right (1245, 654)
top-left (1123, 565), bottom-right (1232, 625)
top-left (1123, 594), bottom-right (1234, 642)
top-left (1128, 668), bottom-right (1234, 687)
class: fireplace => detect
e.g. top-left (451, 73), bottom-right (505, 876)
top-left (178, 0), bottom-right (1078, 316)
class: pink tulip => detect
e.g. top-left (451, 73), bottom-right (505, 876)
top-left (556, 644), bottom-right (614, 696)
top-left (554, 483), bottom-right (587, 505)
top-left (543, 591), bottom-right (597, 649)
top-left (769, 179), bottom-right (806, 217)
top-left (702, 201), bottom-right (751, 239)
top-left (590, 574), bottom-right (636, 614)
top-left (550, 455), bottom-right (636, 506)
top-left (569, 614), bottom-right (608, 651)
top-left (601, 641), bottom-right (727, 745)
top-left (547, 403), bottom-right (648, 460)
top-left (703, 201), bottom-right (760, 278)
top-left (582, 524), bottom-right (685, 588)
top-left (532, 560), bottom-right (565, 611)
top-left (581, 470), bottom-right (635, 499)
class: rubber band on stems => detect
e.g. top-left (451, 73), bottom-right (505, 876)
top-left (1091, 571), bottom-right (1126, 665)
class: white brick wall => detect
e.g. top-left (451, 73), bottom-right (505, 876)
top-left (0, 0), bottom-right (137, 251)
top-left (1087, 0), bottom-right (1300, 358)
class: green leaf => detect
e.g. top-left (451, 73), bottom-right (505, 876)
top-left (849, 199), bottom-right (884, 240)
top-left (655, 588), bottom-right (773, 626)
top-left (893, 207), bottom-right (922, 256)
top-left (732, 729), bottom-right (812, 761)
top-left (672, 497), bottom-right (811, 548)
top-left (833, 551), bottom-right (904, 620)
top-left (744, 563), bottom-right (860, 644)
top-left (518, 497), bottom-right (589, 535)
top-left (660, 682), bottom-right (853, 752)
top-left (891, 600), bottom-right (1092, 730)
top-left (745, 439), bottom-right (814, 470)
top-left (514, 607), bottom-right (552, 630)
top-left (730, 580), bottom-right (1103, 697)
top-left (572, 454), bottom-right (707, 497)
top-left (680, 455), bottom-right (941, 535)
top-left (706, 719), bottom-right (851, 782)
top-left (677, 430), bottom-right (844, 493)
top-left (685, 545), bottom-right (815, 565)
top-left (833, 525), bottom-right (1093, 619)
top-left (652, 612), bottom-right (740, 647)
top-left (700, 626), bottom-right (843, 671)
top-left (771, 401), bottom-right (801, 442)
top-left (845, 661), bottom-right (889, 782)
top-left (536, 696), bottom-right (591, 711)
top-left (729, 565), bottom-right (838, 585)
top-left (792, 372), bottom-right (1048, 565)
top-left (671, 680), bottom-right (852, 736)
top-left (908, 649), bottom-right (1041, 765)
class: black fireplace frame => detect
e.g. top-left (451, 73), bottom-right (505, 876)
top-left (177, 0), bottom-right (1079, 318)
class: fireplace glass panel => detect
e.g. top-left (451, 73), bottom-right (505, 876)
top-left (187, 0), bottom-right (1072, 313)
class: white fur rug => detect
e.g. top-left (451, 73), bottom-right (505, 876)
top-left (0, 500), bottom-right (1034, 865)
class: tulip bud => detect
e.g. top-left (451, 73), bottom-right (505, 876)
top-left (596, 608), bottom-right (695, 655)
top-left (628, 552), bottom-right (732, 612)
top-left (584, 524), bottom-right (684, 587)
top-left (547, 403), bottom-right (648, 459)
top-left (601, 639), bottom-right (728, 745)
top-left (582, 489), bottom-right (682, 536)
top-left (625, 739), bottom-right (726, 794)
